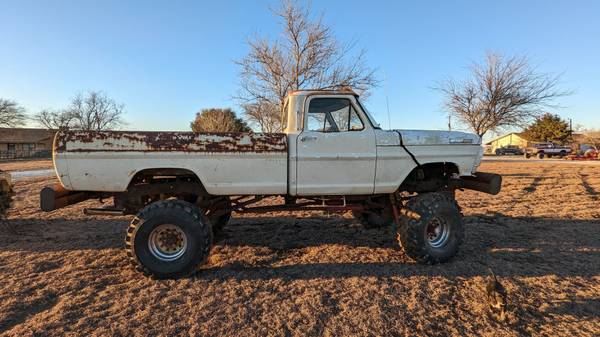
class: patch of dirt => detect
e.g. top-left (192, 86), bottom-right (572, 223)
top-left (0, 160), bottom-right (53, 172)
top-left (0, 161), bottom-right (598, 336)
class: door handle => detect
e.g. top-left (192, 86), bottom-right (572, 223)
top-left (300, 136), bottom-right (318, 142)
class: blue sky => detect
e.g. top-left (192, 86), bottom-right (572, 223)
top-left (1, 0), bottom-right (599, 138)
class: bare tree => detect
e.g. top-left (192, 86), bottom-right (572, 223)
top-left (438, 53), bottom-right (570, 138)
top-left (190, 108), bottom-right (250, 132)
top-left (0, 99), bottom-right (27, 127)
top-left (68, 91), bottom-right (126, 131)
top-left (579, 128), bottom-right (600, 149)
top-left (237, 0), bottom-right (378, 132)
top-left (241, 101), bottom-right (281, 133)
top-left (34, 109), bottom-right (76, 129)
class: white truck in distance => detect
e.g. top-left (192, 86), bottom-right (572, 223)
top-left (523, 142), bottom-right (572, 159)
top-left (41, 89), bottom-right (501, 279)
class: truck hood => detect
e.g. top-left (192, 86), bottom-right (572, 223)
top-left (374, 130), bottom-right (481, 146)
top-left (397, 130), bottom-right (480, 146)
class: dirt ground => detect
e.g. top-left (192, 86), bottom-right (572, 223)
top-left (0, 160), bottom-right (53, 172)
top-left (0, 160), bottom-right (598, 336)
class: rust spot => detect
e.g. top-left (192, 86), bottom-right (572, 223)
top-left (55, 130), bottom-right (287, 153)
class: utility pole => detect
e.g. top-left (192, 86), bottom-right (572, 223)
top-left (569, 118), bottom-right (572, 133)
top-left (448, 115), bottom-right (451, 131)
top-left (569, 118), bottom-right (573, 139)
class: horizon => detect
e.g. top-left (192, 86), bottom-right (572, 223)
top-left (1, 0), bottom-right (599, 140)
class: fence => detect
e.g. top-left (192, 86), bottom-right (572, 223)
top-left (0, 150), bottom-right (52, 160)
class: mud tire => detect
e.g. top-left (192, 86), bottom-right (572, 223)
top-left (126, 199), bottom-right (212, 279)
top-left (397, 192), bottom-right (464, 264)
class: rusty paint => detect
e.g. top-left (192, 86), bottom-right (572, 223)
top-left (55, 130), bottom-right (288, 153)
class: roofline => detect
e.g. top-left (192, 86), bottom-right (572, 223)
top-left (0, 127), bottom-right (57, 131)
top-left (288, 89), bottom-right (358, 96)
top-left (485, 132), bottom-right (527, 145)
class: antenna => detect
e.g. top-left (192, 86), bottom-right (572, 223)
top-left (384, 71), bottom-right (391, 129)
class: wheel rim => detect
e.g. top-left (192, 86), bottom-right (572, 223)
top-left (425, 217), bottom-right (450, 248)
top-left (148, 224), bottom-right (188, 261)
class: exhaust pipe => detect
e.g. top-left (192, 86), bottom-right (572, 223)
top-left (457, 172), bottom-right (502, 195)
top-left (40, 184), bottom-right (93, 212)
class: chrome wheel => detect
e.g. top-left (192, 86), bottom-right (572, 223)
top-left (425, 217), bottom-right (450, 248)
top-left (148, 224), bottom-right (188, 261)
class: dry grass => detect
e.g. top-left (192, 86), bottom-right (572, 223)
top-left (0, 160), bottom-right (53, 172)
top-left (0, 161), bottom-right (599, 336)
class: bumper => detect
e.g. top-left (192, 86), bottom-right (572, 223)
top-left (40, 184), bottom-right (93, 212)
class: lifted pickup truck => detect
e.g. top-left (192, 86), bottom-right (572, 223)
top-left (524, 142), bottom-right (572, 159)
top-left (41, 89), bottom-right (501, 278)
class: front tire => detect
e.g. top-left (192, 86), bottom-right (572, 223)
top-left (397, 192), bottom-right (464, 264)
top-left (126, 199), bottom-right (212, 279)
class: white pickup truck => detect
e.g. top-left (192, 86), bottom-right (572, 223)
top-left (523, 142), bottom-right (572, 159)
top-left (41, 89), bottom-right (501, 279)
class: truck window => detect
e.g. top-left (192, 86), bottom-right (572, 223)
top-left (307, 98), bottom-right (364, 132)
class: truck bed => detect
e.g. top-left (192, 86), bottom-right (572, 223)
top-left (53, 130), bottom-right (288, 194)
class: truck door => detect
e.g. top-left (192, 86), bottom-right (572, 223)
top-left (295, 96), bottom-right (376, 195)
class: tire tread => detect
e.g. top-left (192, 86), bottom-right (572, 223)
top-left (125, 199), bottom-right (212, 279)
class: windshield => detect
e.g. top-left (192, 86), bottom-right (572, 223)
top-left (357, 100), bottom-right (381, 129)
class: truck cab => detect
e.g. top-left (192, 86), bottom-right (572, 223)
top-left (285, 90), bottom-right (484, 195)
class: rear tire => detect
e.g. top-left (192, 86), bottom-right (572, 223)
top-left (397, 192), bottom-right (464, 264)
top-left (537, 152), bottom-right (545, 159)
top-left (126, 199), bottom-right (212, 279)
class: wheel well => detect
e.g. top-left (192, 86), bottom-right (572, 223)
top-left (127, 168), bottom-right (203, 187)
top-left (399, 162), bottom-right (459, 193)
top-left (117, 168), bottom-right (208, 214)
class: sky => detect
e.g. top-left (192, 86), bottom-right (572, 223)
top-left (1, 0), bottom-right (599, 139)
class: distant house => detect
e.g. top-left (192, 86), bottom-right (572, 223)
top-left (0, 128), bottom-right (56, 159)
top-left (485, 132), bottom-right (531, 153)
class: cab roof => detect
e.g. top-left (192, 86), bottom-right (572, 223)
top-left (287, 88), bottom-right (358, 97)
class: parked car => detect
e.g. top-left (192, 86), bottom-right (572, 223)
top-left (524, 142), bottom-right (572, 159)
top-left (495, 145), bottom-right (523, 155)
top-left (40, 89), bottom-right (502, 279)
